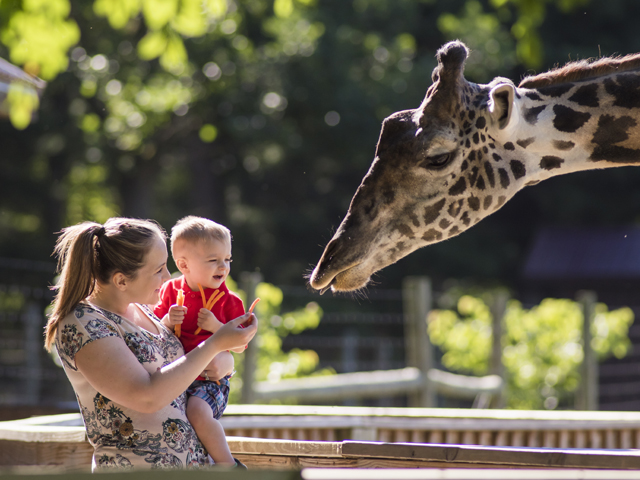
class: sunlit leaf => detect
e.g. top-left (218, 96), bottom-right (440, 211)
top-left (141, 0), bottom-right (178, 30)
top-left (274, 0), bottom-right (294, 18)
top-left (137, 30), bottom-right (168, 60)
top-left (94, 0), bottom-right (141, 29)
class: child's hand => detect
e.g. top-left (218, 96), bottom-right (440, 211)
top-left (203, 351), bottom-right (235, 381)
top-left (164, 305), bottom-right (186, 329)
top-left (197, 308), bottom-right (223, 333)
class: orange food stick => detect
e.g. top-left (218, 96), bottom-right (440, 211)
top-left (198, 284), bottom-right (207, 305)
top-left (206, 289), bottom-right (224, 310)
top-left (175, 289), bottom-right (184, 337)
top-left (249, 298), bottom-right (260, 313)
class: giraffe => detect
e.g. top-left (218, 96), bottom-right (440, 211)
top-left (310, 40), bottom-right (640, 293)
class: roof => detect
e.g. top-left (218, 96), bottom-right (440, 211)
top-left (522, 226), bottom-right (640, 280)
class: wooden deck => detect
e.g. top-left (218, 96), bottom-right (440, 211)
top-left (3, 407), bottom-right (640, 476)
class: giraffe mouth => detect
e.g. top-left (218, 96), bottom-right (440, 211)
top-left (310, 258), bottom-right (372, 293)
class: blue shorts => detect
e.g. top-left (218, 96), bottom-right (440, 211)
top-left (186, 375), bottom-right (231, 420)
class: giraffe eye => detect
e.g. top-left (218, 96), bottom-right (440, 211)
top-left (424, 152), bottom-right (453, 169)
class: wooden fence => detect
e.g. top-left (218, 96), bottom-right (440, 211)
top-left (5, 409), bottom-right (640, 473)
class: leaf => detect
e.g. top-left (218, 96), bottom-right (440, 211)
top-left (137, 30), bottom-right (168, 60)
top-left (93, 0), bottom-right (141, 29)
top-left (274, 0), bottom-right (294, 18)
top-left (203, 0), bottom-right (228, 18)
top-left (159, 33), bottom-right (187, 73)
top-left (141, 0), bottom-right (178, 30)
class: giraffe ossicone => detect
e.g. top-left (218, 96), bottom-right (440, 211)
top-left (310, 40), bottom-right (640, 293)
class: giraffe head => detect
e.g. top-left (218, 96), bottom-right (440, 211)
top-left (310, 41), bottom-right (526, 293)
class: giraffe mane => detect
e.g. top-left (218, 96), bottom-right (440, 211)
top-left (518, 52), bottom-right (640, 89)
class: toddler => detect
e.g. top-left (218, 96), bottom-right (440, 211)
top-left (154, 216), bottom-right (249, 468)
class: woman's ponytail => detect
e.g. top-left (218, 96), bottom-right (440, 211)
top-left (44, 222), bottom-right (103, 351)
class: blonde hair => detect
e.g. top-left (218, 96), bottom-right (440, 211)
top-left (170, 216), bottom-right (231, 258)
top-left (44, 218), bottom-right (166, 351)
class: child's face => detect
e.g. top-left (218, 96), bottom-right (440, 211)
top-left (182, 238), bottom-right (232, 291)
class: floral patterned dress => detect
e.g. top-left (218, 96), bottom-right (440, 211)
top-left (55, 302), bottom-right (210, 471)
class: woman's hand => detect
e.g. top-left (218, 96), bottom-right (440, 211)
top-left (211, 313), bottom-right (257, 352)
top-left (203, 351), bottom-right (234, 381)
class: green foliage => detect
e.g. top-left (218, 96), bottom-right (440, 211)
top-left (428, 294), bottom-right (634, 410)
top-left (225, 278), bottom-right (332, 404)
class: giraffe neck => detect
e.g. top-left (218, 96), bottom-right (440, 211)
top-left (498, 73), bottom-right (640, 186)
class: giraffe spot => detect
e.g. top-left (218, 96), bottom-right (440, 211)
top-left (496, 196), bottom-right (507, 208)
top-left (461, 160), bottom-right (469, 171)
top-left (478, 151), bottom-right (484, 161)
top-left (525, 92), bottom-right (543, 101)
top-left (476, 176), bottom-right (486, 190)
top-left (569, 84), bottom-right (599, 107)
top-left (473, 132), bottom-right (480, 144)
top-left (489, 143), bottom-right (496, 149)
top-left (468, 166), bottom-right (479, 186)
top-left (493, 153), bottom-right (502, 162)
top-left (605, 74), bottom-right (640, 109)
top-left (475, 117), bottom-right (486, 129)
top-left (481, 135), bottom-right (487, 143)
top-left (424, 198), bottom-right (447, 225)
top-left (591, 114), bottom-right (640, 162)
top-left (463, 121), bottom-right (471, 129)
top-left (504, 142), bottom-right (515, 151)
top-left (525, 180), bottom-right (540, 186)
top-left (552, 104), bottom-right (591, 133)
top-left (458, 129), bottom-right (464, 137)
top-left (465, 139), bottom-right (471, 148)
top-left (552, 140), bottom-right (575, 151)
top-left (540, 155), bottom-right (564, 170)
top-left (482, 146), bottom-right (488, 154)
top-left (484, 162), bottom-right (495, 188)
top-left (409, 211), bottom-right (420, 228)
top-left (448, 199), bottom-right (464, 217)
top-left (516, 137), bottom-right (535, 149)
top-left (498, 168), bottom-right (510, 188)
top-left (510, 160), bottom-right (526, 179)
top-left (468, 150), bottom-right (476, 162)
top-left (460, 211), bottom-right (471, 226)
top-left (439, 218), bottom-right (451, 229)
top-left (448, 177), bottom-right (467, 196)
top-left (524, 105), bottom-right (546, 125)
top-left (468, 110), bottom-right (476, 120)
top-left (394, 223), bottom-right (414, 238)
top-left (468, 196), bottom-right (480, 211)
top-left (483, 196), bottom-right (493, 210)
top-left (540, 83), bottom-right (574, 97)
top-left (448, 226), bottom-right (460, 237)
top-left (422, 229), bottom-right (443, 242)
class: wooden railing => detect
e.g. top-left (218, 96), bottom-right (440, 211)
top-left (5, 409), bottom-right (640, 473)
top-left (220, 405), bottom-right (640, 449)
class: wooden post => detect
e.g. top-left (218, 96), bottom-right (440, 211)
top-left (489, 290), bottom-right (508, 408)
top-left (240, 272), bottom-right (263, 404)
top-left (576, 290), bottom-right (598, 411)
top-left (402, 276), bottom-right (435, 407)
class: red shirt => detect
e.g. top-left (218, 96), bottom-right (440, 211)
top-left (154, 276), bottom-right (245, 356)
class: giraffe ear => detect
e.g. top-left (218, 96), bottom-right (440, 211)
top-left (488, 82), bottom-right (516, 130)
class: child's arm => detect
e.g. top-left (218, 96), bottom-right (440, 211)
top-left (196, 308), bottom-right (224, 333)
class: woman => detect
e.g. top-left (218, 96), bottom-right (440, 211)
top-left (44, 218), bottom-right (257, 471)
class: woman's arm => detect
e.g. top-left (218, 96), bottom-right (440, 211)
top-left (74, 313), bottom-right (256, 413)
